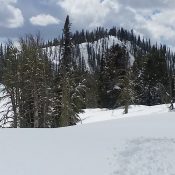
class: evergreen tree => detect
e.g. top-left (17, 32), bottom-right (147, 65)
top-left (58, 15), bottom-right (84, 127)
top-left (97, 44), bottom-right (129, 108)
top-left (2, 41), bottom-right (19, 127)
top-left (118, 68), bottom-right (135, 114)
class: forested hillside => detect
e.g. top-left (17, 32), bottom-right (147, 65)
top-left (0, 15), bottom-right (175, 128)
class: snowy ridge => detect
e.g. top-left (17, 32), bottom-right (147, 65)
top-left (45, 35), bottom-right (135, 71)
top-left (79, 36), bottom-right (135, 71)
top-left (78, 36), bottom-right (123, 71)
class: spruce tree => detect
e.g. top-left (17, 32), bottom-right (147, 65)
top-left (1, 41), bottom-right (19, 127)
top-left (59, 15), bottom-right (83, 127)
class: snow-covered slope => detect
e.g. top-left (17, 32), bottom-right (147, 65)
top-left (0, 111), bottom-right (175, 175)
top-left (46, 36), bottom-right (135, 71)
top-left (79, 104), bottom-right (172, 124)
top-left (79, 36), bottom-right (134, 70)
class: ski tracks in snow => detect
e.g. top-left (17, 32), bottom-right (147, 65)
top-left (110, 138), bottom-right (175, 175)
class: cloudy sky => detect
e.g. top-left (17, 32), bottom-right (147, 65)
top-left (1, 0), bottom-right (175, 48)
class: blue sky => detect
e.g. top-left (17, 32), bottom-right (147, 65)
top-left (1, 0), bottom-right (175, 49)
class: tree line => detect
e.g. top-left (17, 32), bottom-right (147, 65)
top-left (0, 15), bottom-right (174, 127)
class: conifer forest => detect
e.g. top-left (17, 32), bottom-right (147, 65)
top-left (0, 15), bottom-right (175, 128)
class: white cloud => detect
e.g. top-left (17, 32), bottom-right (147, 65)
top-left (6, 5), bottom-right (24, 28)
top-left (1, 0), bottom-right (175, 49)
top-left (146, 11), bottom-right (175, 46)
top-left (0, 0), bottom-right (24, 28)
top-left (56, 0), bottom-right (175, 48)
top-left (57, 0), bottom-right (120, 28)
top-left (0, 0), bottom-right (17, 3)
top-left (30, 14), bottom-right (60, 26)
top-left (124, 7), bottom-right (175, 46)
top-left (115, 1), bottom-right (175, 46)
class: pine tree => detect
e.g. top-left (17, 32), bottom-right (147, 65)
top-left (2, 34), bottom-right (54, 128)
top-left (59, 15), bottom-right (83, 127)
top-left (2, 41), bottom-right (19, 127)
top-left (97, 44), bottom-right (130, 108)
top-left (118, 68), bottom-right (135, 114)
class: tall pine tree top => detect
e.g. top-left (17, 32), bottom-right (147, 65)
top-left (62, 15), bottom-right (72, 71)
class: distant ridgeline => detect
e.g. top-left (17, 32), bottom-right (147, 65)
top-left (0, 16), bottom-right (174, 128)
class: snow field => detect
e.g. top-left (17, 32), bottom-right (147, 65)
top-left (0, 111), bottom-right (175, 175)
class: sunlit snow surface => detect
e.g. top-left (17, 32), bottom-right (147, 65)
top-left (79, 104), bottom-right (171, 124)
top-left (1, 85), bottom-right (175, 175)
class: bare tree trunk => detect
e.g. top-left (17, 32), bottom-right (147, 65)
top-left (60, 76), bottom-right (70, 127)
top-left (11, 92), bottom-right (18, 128)
top-left (33, 84), bottom-right (39, 128)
